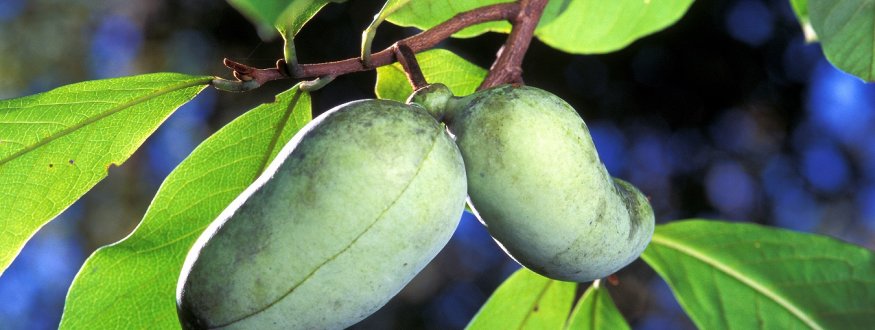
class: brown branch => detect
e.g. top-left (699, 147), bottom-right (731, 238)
top-left (296, 2), bottom-right (519, 77)
top-left (393, 43), bottom-right (427, 90)
top-left (224, 58), bottom-right (288, 85)
top-left (214, 2), bottom-right (519, 91)
top-left (478, 0), bottom-right (549, 90)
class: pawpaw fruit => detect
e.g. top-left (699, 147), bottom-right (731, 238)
top-left (176, 99), bottom-right (467, 329)
top-left (410, 84), bottom-right (654, 282)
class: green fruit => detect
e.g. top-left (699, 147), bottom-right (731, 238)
top-left (410, 84), bottom-right (654, 282)
top-left (176, 99), bottom-right (467, 329)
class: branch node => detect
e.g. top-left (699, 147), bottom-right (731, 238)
top-left (216, 58), bottom-right (287, 91)
top-left (276, 59), bottom-right (291, 76)
top-left (211, 78), bottom-right (261, 92)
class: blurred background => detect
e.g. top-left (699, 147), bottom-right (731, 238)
top-left (1, 0), bottom-right (874, 329)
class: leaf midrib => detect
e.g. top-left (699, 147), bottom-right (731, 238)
top-left (651, 233), bottom-right (824, 330)
top-left (518, 280), bottom-right (555, 329)
top-left (587, 286), bottom-right (600, 330)
top-left (0, 77), bottom-right (211, 166)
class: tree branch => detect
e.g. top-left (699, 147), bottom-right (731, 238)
top-left (214, 2), bottom-right (520, 91)
top-left (478, 0), bottom-right (549, 90)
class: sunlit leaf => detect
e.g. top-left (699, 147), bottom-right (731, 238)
top-left (375, 49), bottom-right (487, 102)
top-left (641, 220), bottom-right (875, 329)
top-left (565, 281), bottom-right (630, 330)
top-left (466, 268), bottom-right (576, 330)
top-left (385, 0), bottom-right (578, 38)
top-left (0, 73), bottom-right (211, 275)
top-left (386, 0), bottom-right (513, 38)
top-left (809, 0), bottom-right (875, 81)
top-left (534, 0), bottom-right (694, 54)
top-left (387, 0), bottom-right (692, 54)
top-left (59, 86), bottom-right (312, 329)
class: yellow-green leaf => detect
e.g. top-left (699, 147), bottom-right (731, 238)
top-left (386, 0), bottom-right (693, 54)
top-left (386, 0), bottom-right (513, 38)
top-left (642, 220), bottom-right (875, 329)
top-left (534, 0), bottom-right (694, 54)
top-left (375, 49), bottom-right (486, 102)
top-left (467, 268), bottom-right (576, 330)
top-left (566, 281), bottom-right (630, 330)
top-left (59, 86), bottom-right (311, 329)
top-left (0, 73), bottom-right (211, 276)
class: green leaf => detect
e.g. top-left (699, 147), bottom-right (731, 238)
top-left (362, 0), bottom-right (412, 64)
top-left (565, 281), bottom-right (630, 330)
top-left (375, 49), bottom-right (487, 102)
top-left (386, 0), bottom-right (514, 38)
top-left (467, 268), bottom-right (576, 330)
top-left (809, 0), bottom-right (875, 81)
top-left (0, 73), bottom-right (210, 276)
top-left (789, 0), bottom-right (818, 42)
top-left (386, 0), bottom-right (692, 54)
top-left (228, 0), bottom-right (335, 39)
top-left (384, 0), bottom-right (575, 38)
top-left (641, 220), bottom-right (875, 330)
top-left (534, 0), bottom-right (695, 54)
top-left (59, 86), bottom-right (312, 329)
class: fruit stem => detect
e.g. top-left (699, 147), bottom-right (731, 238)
top-left (478, 0), bottom-right (549, 90)
top-left (393, 43), bottom-right (428, 90)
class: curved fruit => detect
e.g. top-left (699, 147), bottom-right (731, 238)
top-left (176, 99), bottom-right (467, 329)
top-left (410, 84), bottom-right (654, 282)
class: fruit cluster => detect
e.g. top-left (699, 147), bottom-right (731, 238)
top-left (175, 84), bottom-right (655, 329)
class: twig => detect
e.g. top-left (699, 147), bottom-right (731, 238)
top-left (213, 2), bottom-right (519, 90)
top-left (393, 43), bottom-right (427, 90)
top-left (213, 59), bottom-right (289, 92)
top-left (478, 0), bottom-right (549, 90)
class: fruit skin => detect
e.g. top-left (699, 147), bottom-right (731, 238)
top-left (176, 99), bottom-right (467, 329)
top-left (410, 84), bottom-right (654, 282)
